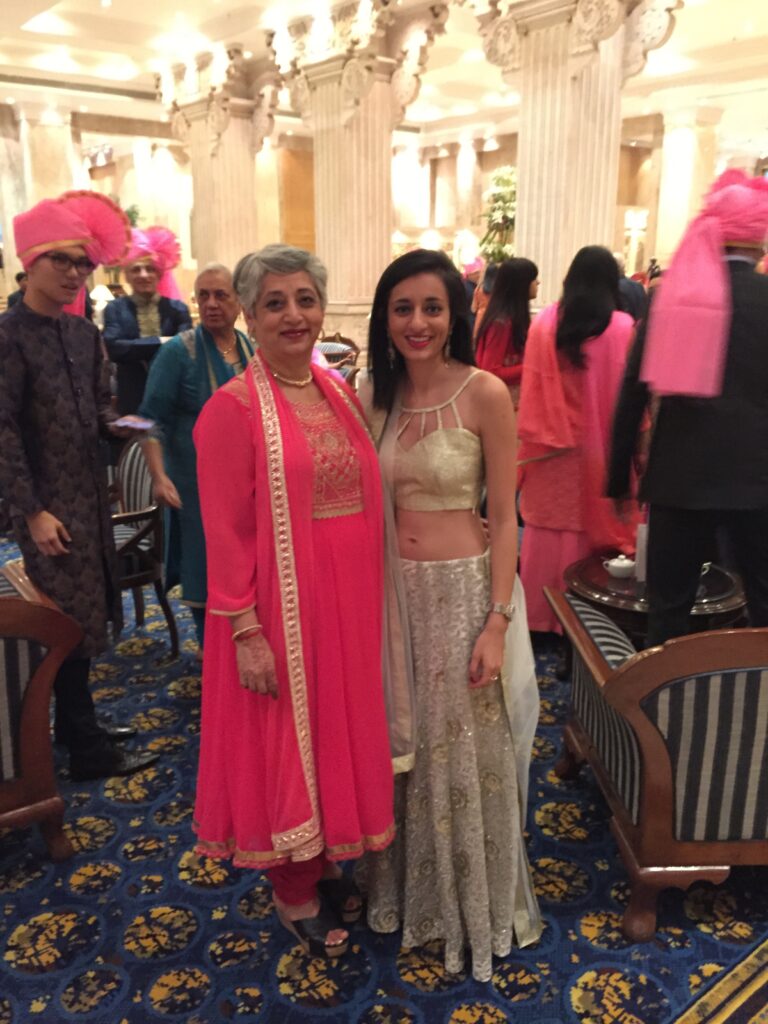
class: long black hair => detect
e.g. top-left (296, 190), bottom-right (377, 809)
top-left (556, 246), bottom-right (620, 368)
top-left (368, 249), bottom-right (475, 412)
top-left (476, 257), bottom-right (538, 355)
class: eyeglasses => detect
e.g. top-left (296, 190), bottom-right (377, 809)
top-left (42, 251), bottom-right (96, 274)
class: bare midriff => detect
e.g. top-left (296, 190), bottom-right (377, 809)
top-left (396, 507), bottom-right (487, 561)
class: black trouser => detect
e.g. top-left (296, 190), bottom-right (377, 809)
top-left (646, 504), bottom-right (768, 646)
top-left (53, 657), bottom-right (113, 761)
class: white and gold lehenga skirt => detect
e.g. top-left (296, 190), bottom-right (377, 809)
top-left (361, 551), bottom-right (543, 983)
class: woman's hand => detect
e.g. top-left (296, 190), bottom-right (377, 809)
top-left (26, 510), bottom-right (71, 556)
top-left (153, 474), bottom-right (182, 509)
top-left (469, 621), bottom-right (506, 689)
top-left (235, 632), bottom-right (278, 699)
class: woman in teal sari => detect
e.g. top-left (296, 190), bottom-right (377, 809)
top-left (137, 264), bottom-right (254, 650)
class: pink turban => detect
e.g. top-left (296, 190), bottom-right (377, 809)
top-left (123, 226), bottom-right (183, 300)
top-left (14, 190), bottom-right (131, 271)
top-left (641, 170), bottom-right (768, 398)
top-left (462, 257), bottom-right (485, 277)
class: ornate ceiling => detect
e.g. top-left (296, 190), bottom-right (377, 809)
top-left (1, 0), bottom-right (767, 159)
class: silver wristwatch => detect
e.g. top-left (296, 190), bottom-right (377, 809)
top-left (489, 602), bottom-right (515, 622)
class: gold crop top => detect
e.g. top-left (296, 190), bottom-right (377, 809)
top-left (393, 371), bottom-right (484, 513)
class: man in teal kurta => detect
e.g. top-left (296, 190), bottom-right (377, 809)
top-left (137, 264), bottom-right (253, 649)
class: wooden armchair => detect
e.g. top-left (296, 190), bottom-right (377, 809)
top-left (545, 586), bottom-right (768, 941)
top-left (0, 572), bottom-right (81, 861)
top-left (112, 441), bottom-right (178, 658)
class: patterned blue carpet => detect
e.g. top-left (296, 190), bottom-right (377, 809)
top-left (1, 535), bottom-right (768, 1023)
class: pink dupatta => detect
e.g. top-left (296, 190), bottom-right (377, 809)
top-left (238, 354), bottom-right (384, 864)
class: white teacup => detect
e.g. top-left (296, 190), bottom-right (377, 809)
top-left (603, 554), bottom-right (635, 578)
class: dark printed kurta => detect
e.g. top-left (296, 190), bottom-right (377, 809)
top-left (0, 302), bottom-right (122, 657)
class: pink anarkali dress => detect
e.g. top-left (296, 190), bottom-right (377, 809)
top-left (517, 305), bottom-right (641, 633)
top-left (192, 354), bottom-right (394, 882)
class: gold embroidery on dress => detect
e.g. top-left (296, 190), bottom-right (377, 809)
top-left (250, 359), bottom-right (321, 855)
top-left (293, 400), bottom-right (363, 519)
top-left (195, 822), bottom-right (396, 869)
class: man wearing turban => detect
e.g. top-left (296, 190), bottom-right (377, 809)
top-left (0, 190), bottom-right (160, 780)
top-left (608, 170), bottom-right (768, 644)
top-left (103, 226), bottom-right (192, 414)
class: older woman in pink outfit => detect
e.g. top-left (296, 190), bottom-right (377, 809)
top-left (192, 245), bottom-right (395, 960)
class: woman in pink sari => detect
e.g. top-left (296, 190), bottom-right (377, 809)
top-left (517, 246), bottom-right (641, 633)
top-left (193, 244), bottom-right (394, 959)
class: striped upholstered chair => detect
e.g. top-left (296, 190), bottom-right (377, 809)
top-left (545, 587), bottom-right (768, 941)
top-left (112, 441), bottom-right (178, 658)
top-left (0, 571), bottom-right (81, 861)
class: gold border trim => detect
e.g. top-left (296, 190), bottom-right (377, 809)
top-left (19, 237), bottom-right (92, 261)
top-left (250, 357), bottom-right (321, 850)
top-left (193, 824), bottom-right (394, 870)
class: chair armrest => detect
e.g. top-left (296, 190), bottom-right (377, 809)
top-left (111, 507), bottom-right (159, 527)
top-left (544, 588), bottom-right (613, 687)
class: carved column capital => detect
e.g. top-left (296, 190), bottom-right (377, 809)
top-left (206, 92), bottom-right (231, 157)
top-left (252, 77), bottom-right (280, 154)
top-left (571, 0), bottom-right (628, 57)
top-left (388, 3), bottom-right (450, 127)
top-left (623, 0), bottom-right (682, 82)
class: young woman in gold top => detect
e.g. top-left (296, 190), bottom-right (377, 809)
top-left (361, 249), bottom-right (542, 982)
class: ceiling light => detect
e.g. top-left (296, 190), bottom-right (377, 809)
top-left (244, 50), bottom-right (253, 59)
top-left (101, 0), bottom-right (112, 7)
top-left (79, 105), bottom-right (89, 113)
top-left (5, 97), bottom-right (16, 104)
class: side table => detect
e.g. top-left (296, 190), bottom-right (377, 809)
top-left (564, 555), bottom-right (747, 645)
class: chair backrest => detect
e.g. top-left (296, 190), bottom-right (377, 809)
top-left (643, 666), bottom-right (768, 842)
top-left (318, 338), bottom-right (360, 367)
top-left (117, 441), bottom-right (154, 513)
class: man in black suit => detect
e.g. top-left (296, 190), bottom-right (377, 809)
top-left (607, 171), bottom-right (768, 646)
top-left (103, 231), bottom-right (191, 413)
top-left (613, 253), bottom-right (647, 321)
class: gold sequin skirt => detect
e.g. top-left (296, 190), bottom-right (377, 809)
top-left (360, 551), bottom-right (542, 982)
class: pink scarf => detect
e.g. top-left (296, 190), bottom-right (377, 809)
top-left (240, 353), bottom-right (384, 858)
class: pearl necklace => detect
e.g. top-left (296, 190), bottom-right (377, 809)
top-left (272, 369), bottom-right (313, 388)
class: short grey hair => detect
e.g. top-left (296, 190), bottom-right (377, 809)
top-left (195, 262), bottom-right (232, 289)
top-left (233, 244), bottom-right (328, 313)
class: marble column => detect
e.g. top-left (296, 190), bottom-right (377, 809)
top-left (655, 106), bottom-right (722, 266)
top-left (0, 106), bottom-right (26, 290)
top-left (165, 50), bottom-right (281, 274)
top-left (20, 109), bottom-right (81, 206)
top-left (179, 96), bottom-right (259, 272)
top-left (512, 15), bottom-right (625, 300)
top-left (300, 55), bottom-right (395, 340)
top-left (481, 0), bottom-right (681, 302)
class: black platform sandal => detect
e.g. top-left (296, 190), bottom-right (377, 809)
top-left (317, 875), bottom-right (364, 925)
top-left (276, 903), bottom-right (349, 959)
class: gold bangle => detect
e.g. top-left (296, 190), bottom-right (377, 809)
top-left (232, 624), bottom-right (262, 643)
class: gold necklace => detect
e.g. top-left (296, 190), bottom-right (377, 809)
top-left (272, 369), bottom-right (313, 388)
top-left (215, 338), bottom-right (237, 357)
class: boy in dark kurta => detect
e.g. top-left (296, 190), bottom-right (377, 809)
top-left (0, 190), bottom-right (160, 780)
